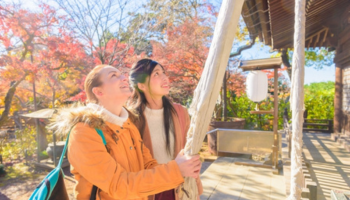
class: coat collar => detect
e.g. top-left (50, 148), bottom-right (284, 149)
top-left (86, 103), bottom-right (128, 126)
top-left (49, 103), bottom-right (130, 135)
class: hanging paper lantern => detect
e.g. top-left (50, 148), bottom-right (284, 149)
top-left (246, 71), bottom-right (268, 102)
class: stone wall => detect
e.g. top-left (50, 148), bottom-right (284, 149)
top-left (343, 67), bottom-right (350, 112)
top-left (343, 68), bottom-right (350, 135)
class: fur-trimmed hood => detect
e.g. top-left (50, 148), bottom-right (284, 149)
top-left (49, 103), bottom-right (129, 135)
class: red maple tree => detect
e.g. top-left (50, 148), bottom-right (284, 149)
top-left (67, 39), bottom-right (143, 103)
top-left (0, 4), bottom-right (92, 150)
top-left (227, 71), bottom-right (246, 97)
top-left (151, 19), bottom-right (211, 101)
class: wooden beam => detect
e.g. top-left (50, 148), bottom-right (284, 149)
top-left (313, 31), bottom-right (320, 48)
top-left (303, 123), bottom-right (329, 126)
top-left (305, 27), bottom-right (328, 49)
top-left (307, 36), bottom-right (313, 49)
top-left (234, 161), bottom-right (273, 169)
top-left (241, 65), bottom-right (281, 71)
top-left (240, 57), bottom-right (282, 67)
top-left (242, 2), bottom-right (260, 40)
top-left (302, 128), bottom-right (332, 132)
top-left (256, 0), bottom-right (270, 45)
top-left (250, 110), bottom-right (274, 114)
top-left (304, 119), bottom-right (331, 122)
top-left (322, 28), bottom-right (329, 43)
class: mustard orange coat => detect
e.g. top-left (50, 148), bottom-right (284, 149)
top-left (52, 106), bottom-right (184, 200)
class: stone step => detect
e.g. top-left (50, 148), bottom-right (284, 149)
top-left (337, 138), bottom-right (346, 147)
top-left (346, 142), bottom-right (350, 152)
top-left (200, 157), bottom-right (286, 200)
top-left (331, 133), bottom-right (339, 142)
top-left (332, 135), bottom-right (350, 152)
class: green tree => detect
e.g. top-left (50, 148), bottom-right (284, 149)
top-left (304, 81), bottom-right (334, 119)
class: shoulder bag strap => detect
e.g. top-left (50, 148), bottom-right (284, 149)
top-left (90, 128), bottom-right (107, 200)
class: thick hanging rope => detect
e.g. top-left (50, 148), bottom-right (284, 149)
top-left (179, 0), bottom-right (245, 199)
top-left (288, 0), bottom-right (306, 199)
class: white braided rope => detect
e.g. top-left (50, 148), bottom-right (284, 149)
top-left (180, 0), bottom-right (245, 199)
top-left (288, 0), bottom-right (306, 199)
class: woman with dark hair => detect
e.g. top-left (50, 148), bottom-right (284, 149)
top-left (128, 59), bottom-right (203, 200)
top-left (50, 64), bottom-right (201, 200)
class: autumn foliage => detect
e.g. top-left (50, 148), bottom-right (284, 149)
top-left (93, 39), bottom-right (141, 69)
top-left (151, 19), bottom-right (210, 100)
top-left (0, 3), bottom-right (95, 121)
top-left (1, 2), bottom-right (290, 129)
top-left (0, 3), bottom-right (141, 109)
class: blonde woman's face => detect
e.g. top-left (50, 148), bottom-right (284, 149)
top-left (93, 66), bottom-right (131, 102)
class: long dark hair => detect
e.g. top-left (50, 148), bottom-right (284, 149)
top-left (129, 58), bottom-right (176, 155)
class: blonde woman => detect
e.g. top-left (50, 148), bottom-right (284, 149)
top-left (51, 65), bottom-right (201, 200)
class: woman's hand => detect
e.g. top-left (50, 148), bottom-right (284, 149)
top-left (175, 150), bottom-right (201, 178)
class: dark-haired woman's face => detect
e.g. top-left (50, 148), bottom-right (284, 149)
top-left (93, 66), bottom-right (131, 103)
top-left (139, 65), bottom-right (170, 98)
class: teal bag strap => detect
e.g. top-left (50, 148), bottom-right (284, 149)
top-left (58, 132), bottom-right (70, 168)
top-left (57, 128), bottom-right (106, 168)
top-left (95, 128), bottom-right (107, 145)
top-left (91, 128), bottom-right (106, 200)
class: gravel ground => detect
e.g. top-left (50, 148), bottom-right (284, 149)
top-left (0, 165), bottom-right (75, 200)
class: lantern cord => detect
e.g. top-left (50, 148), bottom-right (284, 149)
top-left (230, 36), bottom-right (256, 58)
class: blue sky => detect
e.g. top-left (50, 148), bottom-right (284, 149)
top-left (4, 0), bottom-right (336, 85)
top-left (304, 66), bottom-right (335, 85)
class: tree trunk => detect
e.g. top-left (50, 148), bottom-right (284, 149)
top-left (281, 49), bottom-right (292, 80)
top-left (47, 78), bottom-right (56, 108)
top-left (13, 111), bottom-right (23, 130)
top-left (217, 104), bottom-right (222, 120)
top-left (228, 95), bottom-right (238, 117)
top-left (287, 67), bottom-right (292, 81)
top-left (289, 0), bottom-right (306, 199)
top-left (0, 76), bottom-right (26, 128)
top-left (52, 87), bottom-right (56, 108)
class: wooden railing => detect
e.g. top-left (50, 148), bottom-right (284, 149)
top-left (283, 113), bottom-right (318, 200)
top-left (300, 158), bottom-right (317, 200)
top-left (303, 119), bottom-right (333, 133)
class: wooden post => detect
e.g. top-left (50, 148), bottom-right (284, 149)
top-left (33, 79), bottom-right (40, 163)
top-left (222, 71), bottom-right (228, 121)
top-left (303, 110), bottom-right (308, 123)
top-left (301, 188), bottom-right (310, 199)
top-left (334, 66), bottom-right (342, 134)
top-left (273, 67), bottom-right (279, 168)
top-left (329, 120), bottom-right (333, 133)
top-left (306, 182), bottom-right (317, 200)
